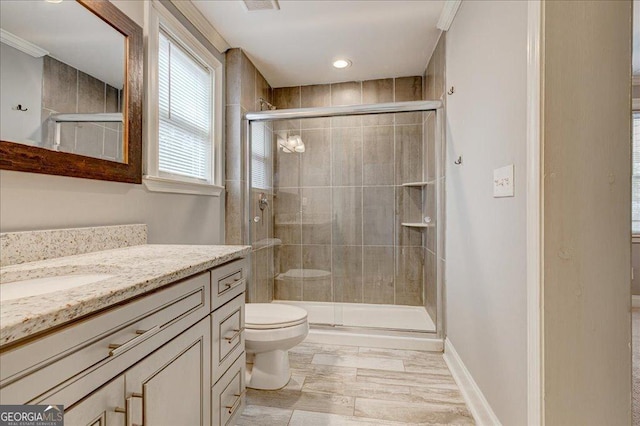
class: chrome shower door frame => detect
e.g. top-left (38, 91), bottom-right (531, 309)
top-left (243, 100), bottom-right (445, 339)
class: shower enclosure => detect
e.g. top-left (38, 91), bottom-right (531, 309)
top-left (244, 100), bottom-right (444, 339)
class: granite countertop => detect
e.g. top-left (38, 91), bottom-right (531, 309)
top-left (0, 244), bottom-right (251, 346)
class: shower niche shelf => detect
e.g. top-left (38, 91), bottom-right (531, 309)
top-left (401, 180), bottom-right (435, 187)
top-left (401, 222), bottom-right (434, 228)
top-left (401, 178), bottom-right (435, 230)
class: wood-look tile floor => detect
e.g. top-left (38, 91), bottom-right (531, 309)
top-left (237, 341), bottom-right (475, 425)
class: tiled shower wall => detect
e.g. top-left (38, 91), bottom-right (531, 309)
top-left (423, 34), bottom-right (446, 322)
top-left (272, 77), bottom-right (431, 306)
top-left (41, 56), bottom-right (123, 162)
top-left (224, 48), bottom-right (276, 303)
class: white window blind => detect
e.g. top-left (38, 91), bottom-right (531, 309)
top-left (158, 30), bottom-right (212, 182)
top-left (251, 122), bottom-right (272, 189)
top-left (633, 112), bottom-right (640, 234)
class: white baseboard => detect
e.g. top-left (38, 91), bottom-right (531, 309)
top-left (633, 295), bottom-right (640, 308)
top-left (443, 338), bottom-right (502, 426)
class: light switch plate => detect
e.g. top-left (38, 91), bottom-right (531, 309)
top-left (493, 164), bottom-right (514, 197)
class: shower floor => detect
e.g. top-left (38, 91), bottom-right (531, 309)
top-left (273, 300), bottom-right (436, 333)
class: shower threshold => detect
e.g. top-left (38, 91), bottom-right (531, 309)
top-left (273, 301), bottom-right (441, 351)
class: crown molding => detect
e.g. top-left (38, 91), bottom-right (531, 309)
top-left (0, 29), bottom-right (48, 58)
top-left (169, 0), bottom-right (230, 53)
top-left (437, 0), bottom-right (462, 31)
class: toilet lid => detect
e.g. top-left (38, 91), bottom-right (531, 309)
top-left (245, 304), bottom-right (308, 330)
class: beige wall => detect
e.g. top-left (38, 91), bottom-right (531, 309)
top-left (0, 1), bottom-right (225, 245)
top-left (225, 48), bottom-right (275, 302)
top-left (543, 1), bottom-right (632, 424)
top-left (445, 1), bottom-right (528, 424)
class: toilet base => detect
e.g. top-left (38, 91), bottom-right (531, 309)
top-left (246, 349), bottom-right (291, 390)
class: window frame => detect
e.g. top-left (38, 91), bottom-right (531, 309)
top-left (144, 0), bottom-right (223, 196)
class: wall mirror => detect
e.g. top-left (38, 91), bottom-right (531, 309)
top-left (0, 0), bottom-right (142, 184)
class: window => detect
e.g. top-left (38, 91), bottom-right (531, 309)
top-left (144, 1), bottom-right (223, 196)
top-left (158, 31), bottom-right (211, 181)
top-left (251, 122), bottom-right (272, 190)
top-left (633, 112), bottom-right (640, 234)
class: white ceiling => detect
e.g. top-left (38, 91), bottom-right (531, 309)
top-left (193, 0), bottom-right (445, 87)
top-left (0, 0), bottom-right (124, 88)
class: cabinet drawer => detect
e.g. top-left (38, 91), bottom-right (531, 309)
top-left (211, 294), bottom-right (244, 385)
top-left (211, 258), bottom-right (248, 310)
top-left (0, 272), bottom-right (210, 405)
top-left (211, 353), bottom-right (245, 426)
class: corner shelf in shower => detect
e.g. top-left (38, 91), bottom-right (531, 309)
top-left (401, 180), bottom-right (436, 187)
top-left (401, 222), bottom-right (434, 228)
top-left (401, 179), bottom-right (435, 229)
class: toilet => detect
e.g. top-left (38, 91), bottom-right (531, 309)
top-left (244, 303), bottom-right (309, 390)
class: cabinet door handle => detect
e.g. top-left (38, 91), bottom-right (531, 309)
top-left (223, 328), bottom-right (245, 343)
top-left (225, 391), bottom-right (245, 414)
top-left (123, 395), bottom-right (143, 426)
top-left (115, 406), bottom-right (141, 426)
top-left (129, 393), bottom-right (143, 426)
top-left (109, 325), bottom-right (161, 356)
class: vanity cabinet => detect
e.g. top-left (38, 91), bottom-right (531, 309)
top-left (63, 377), bottom-right (126, 426)
top-left (123, 318), bottom-right (211, 426)
top-left (209, 258), bottom-right (248, 426)
top-left (0, 256), bottom-right (249, 426)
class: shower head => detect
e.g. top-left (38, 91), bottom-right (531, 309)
top-left (259, 98), bottom-right (277, 111)
top-left (278, 134), bottom-right (305, 153)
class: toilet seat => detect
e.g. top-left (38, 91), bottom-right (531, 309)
top-left (245, 303), bottom-right (308, 330)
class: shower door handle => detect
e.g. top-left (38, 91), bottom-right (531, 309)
top-left (258, 192), bottom-right (269, 211)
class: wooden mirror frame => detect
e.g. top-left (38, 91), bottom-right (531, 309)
top-left (0, 0), bottom-right (143, 184)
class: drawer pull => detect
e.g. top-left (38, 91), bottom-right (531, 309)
top-left (223, 277), bottom-right (244, 289)
top-left (224, 328), bottom-right (245, 343)
top-left (225, 391), bottom-right (245, 414)
top-left (109, 325), bottom-right (161, 357)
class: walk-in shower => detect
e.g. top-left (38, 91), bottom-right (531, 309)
top-left (244, 99), bottom-right (444, 348)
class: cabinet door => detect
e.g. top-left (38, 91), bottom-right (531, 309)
top-left (63, 376), bottom-right (126, 426)
top-left (124, 318), bottom-right (211, 426)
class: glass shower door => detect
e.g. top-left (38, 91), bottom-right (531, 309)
top-left (251, 106), bottom-right (440, 335)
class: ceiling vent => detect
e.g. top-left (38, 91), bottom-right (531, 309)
top-left (242, 0), bottom-right (280, 12)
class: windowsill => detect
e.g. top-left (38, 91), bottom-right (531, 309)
top-left (633, 234), bottom-right (640, 244)
top-left (143, 175), bottom-right (224, 196)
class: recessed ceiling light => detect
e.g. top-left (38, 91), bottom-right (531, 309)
top-left (45, 0), bottom-right (63, 3)
top-left (332, 59), bottom-right (352, 69)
